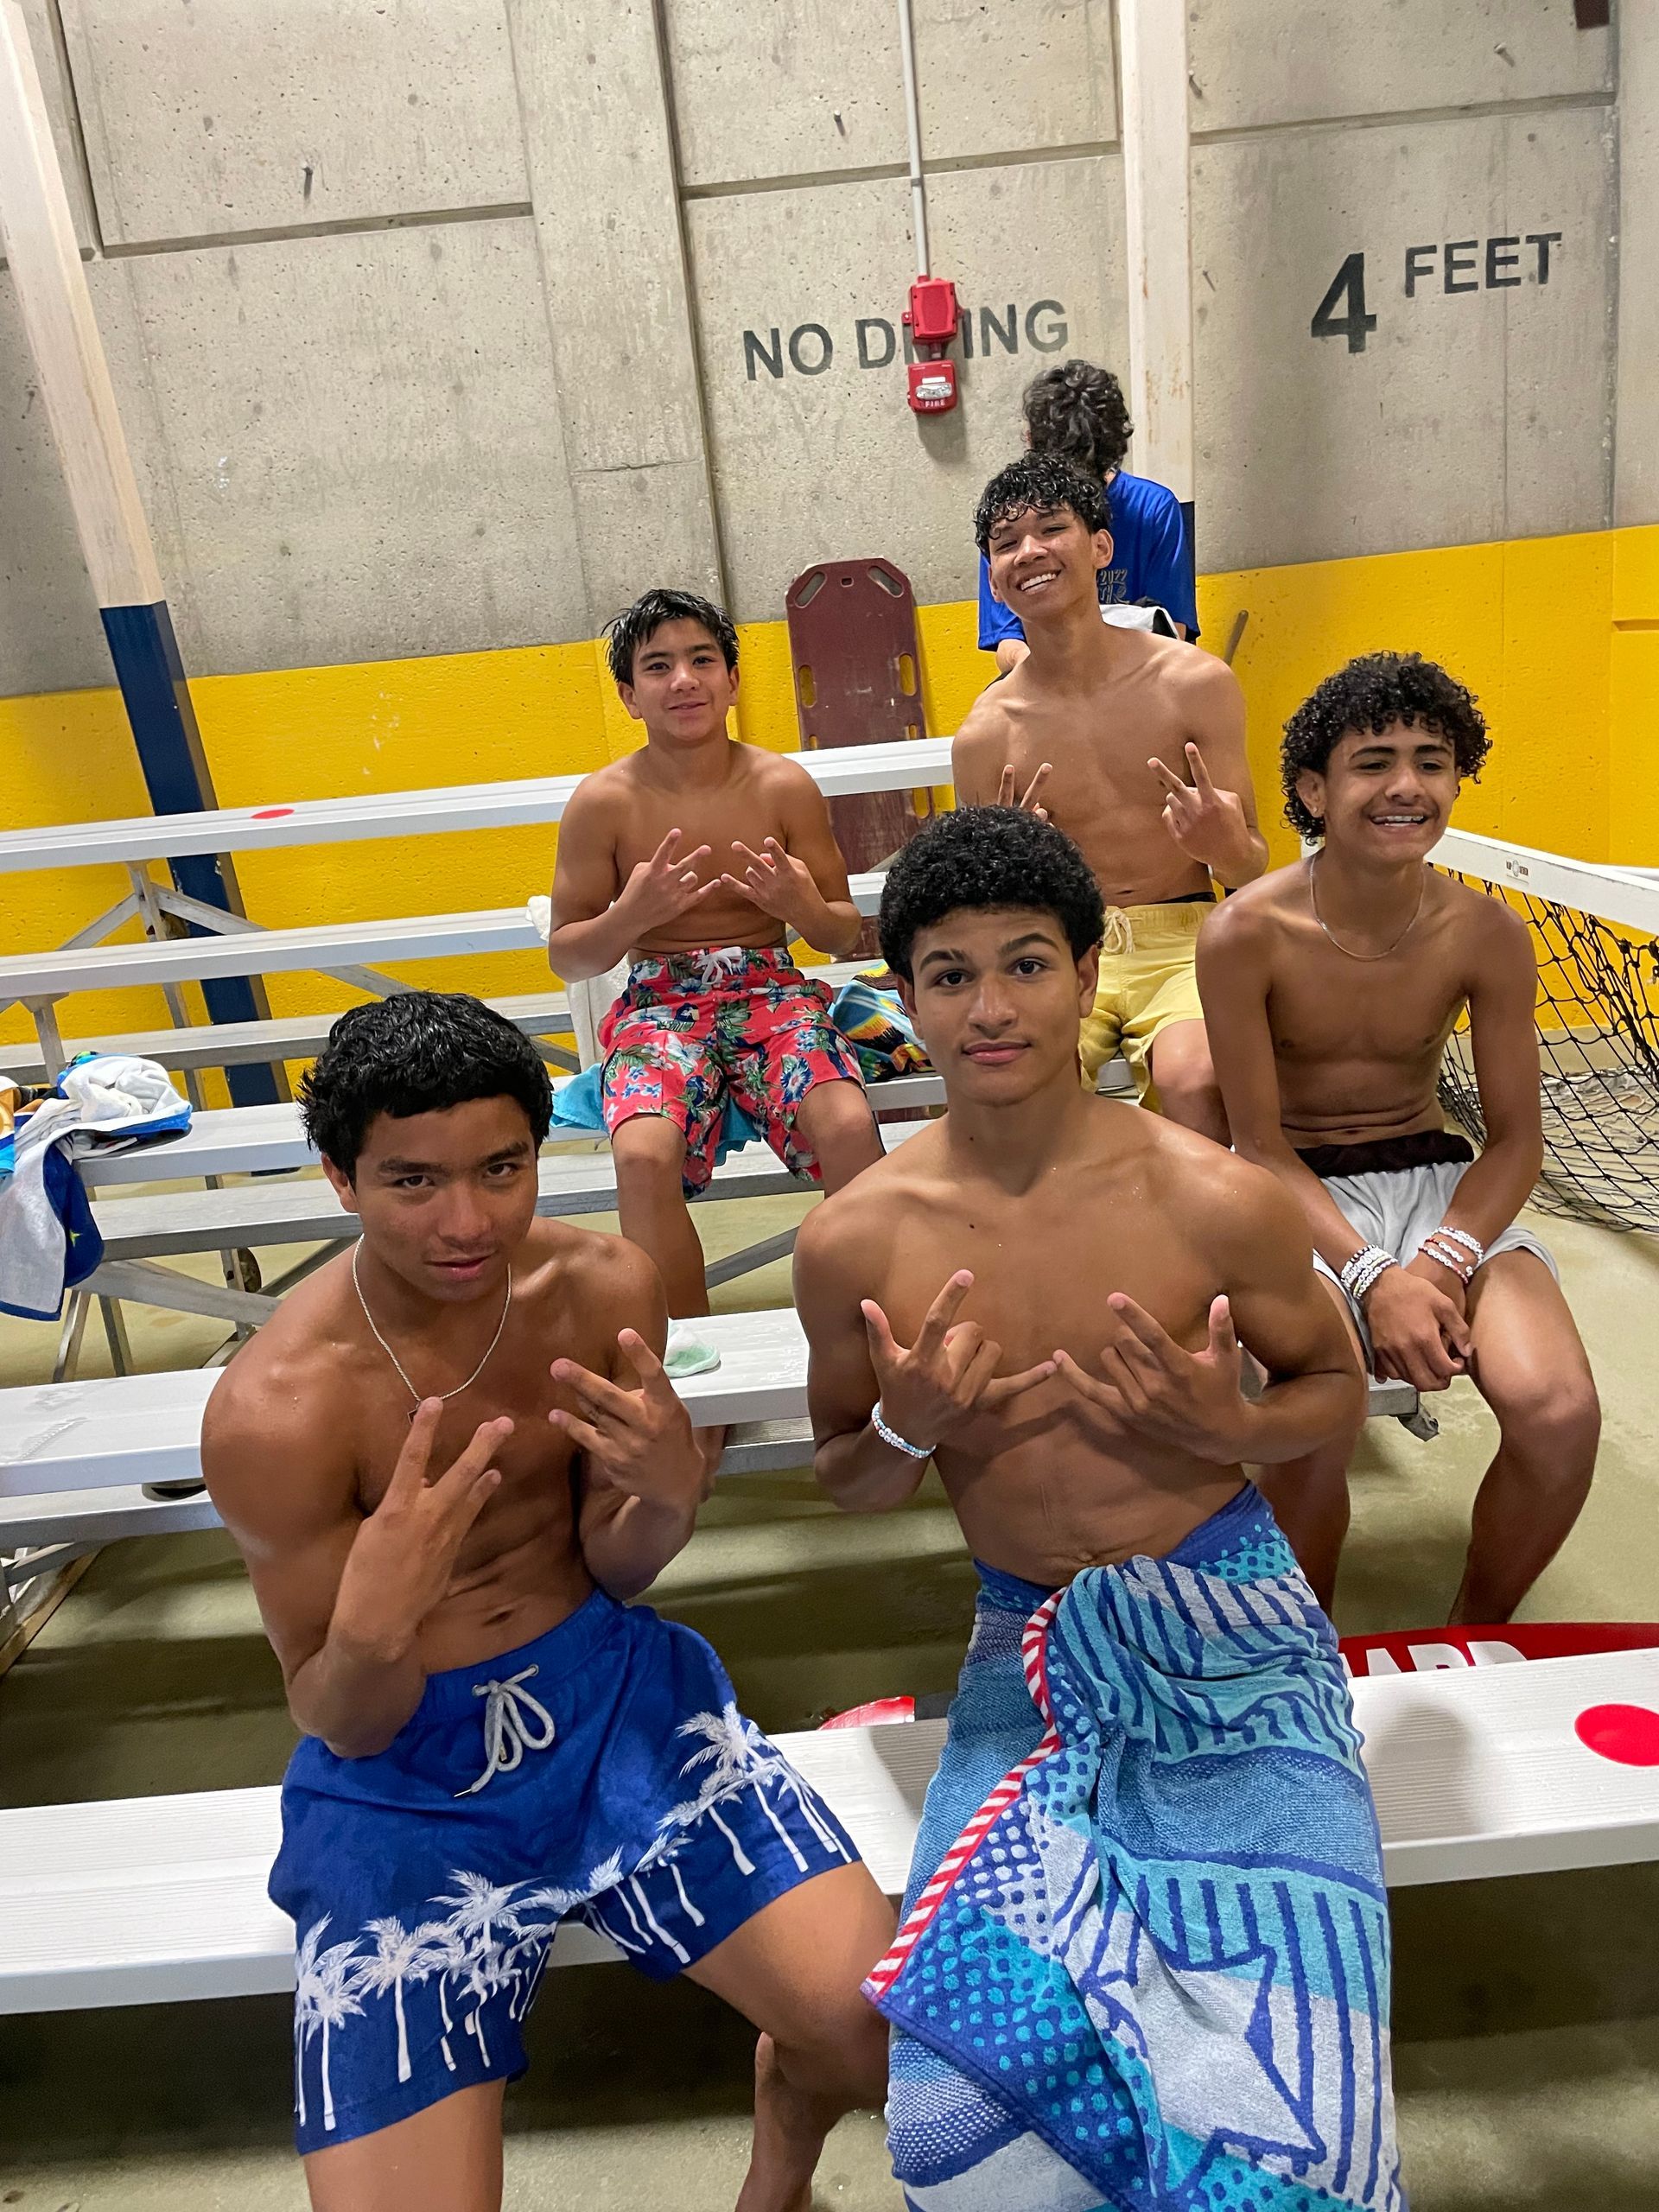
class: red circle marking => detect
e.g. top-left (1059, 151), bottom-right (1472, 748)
top-left (251, 806), bottom-right (295, 820)
top-left (1574, 1703), bottom-right (1659, 1766)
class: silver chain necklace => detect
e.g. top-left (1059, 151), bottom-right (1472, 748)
top-left (1309, 853), bottom-right (1427, 963)
top-left (352, 1242), bottom-right (512, 1414)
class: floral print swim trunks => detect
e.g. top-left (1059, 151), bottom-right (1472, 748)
top-left (597, 945), bottom-right (866, 1194)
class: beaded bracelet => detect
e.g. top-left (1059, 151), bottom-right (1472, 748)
top-left (872, 1403), bottom-right (934, 1460)
top-left (1433, 1224), bottom-right (1484, 1267)
top-left (1419, 1236), bottom-right (1475, 1284)
top-left (1339, 1246), bottom-right (1397, 1306)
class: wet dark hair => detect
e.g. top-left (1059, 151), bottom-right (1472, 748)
top-left (973, 454), bottom-right (1110, 556)
top-left (301, 992), bottom-right (553, 1177)
top-left (604, 588), bottom-right (739, 689)
top-left (1281, 652), bottom-right (1491, 841)
top-left (1022, 359), bottom-right (1133, 481)
top-left (878, 806), bottom-right (1105, 981)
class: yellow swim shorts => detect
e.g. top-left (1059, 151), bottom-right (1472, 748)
top-left (1078, 899), bottom-right (1210, 1103)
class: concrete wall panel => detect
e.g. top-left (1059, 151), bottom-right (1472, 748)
top-left (1193, 109), bottom-right (1612, 574)
top-left (508, 0), bottom-right (720, 623)
top-left (666, 0), bottom-right (907, 187)
top-left (690, 156), bottom-right (1122, 620)
top-left (1191, 0), bottom-right (1611, 132)
top-left (59, 0), bottom-right (527, 247)
top-left (913, 0), bottom-right (1116, 162)
top-left (96, 219), bottom-right (584, 676)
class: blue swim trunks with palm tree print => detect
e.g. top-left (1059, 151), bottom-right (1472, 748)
top-left (270, 1586), bottom-right (856, 2153)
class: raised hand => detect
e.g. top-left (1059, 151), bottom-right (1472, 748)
top-left (995, 761), bottom-right (1052, 821)
top-left (332, 1404), bottom-right (511, 1660)
top-left (1364, 1266), bottom-right (1473, 1393)
top-left (721, 836), bottom-right (822, 932)
top-left (620, 829), bottom-right (720, 933)
top-left (1148, 743), bottom-right (1250, 874)
top-left (861, 1270), bottom-right (1057, 1452)
top-left (1053, 1293), bottom-right (1249, 1463)
top-left (550, 1329), bottom-right (706, 1505)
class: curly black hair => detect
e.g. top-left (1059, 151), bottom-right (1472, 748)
top-left (604, 588), bottom-right (739, 690)
top-left (1281, 652), bottom-right (1490, 840)
top-left (1022, 359), bottom-right (1133, 480)
top-left (974, 454), bottom-right (1111, 556)
top-left (301, 992), bottom-right (553, 1177)
top-left (878, 806), bottom-right (1105, 981)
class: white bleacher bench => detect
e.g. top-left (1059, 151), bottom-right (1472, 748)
top-left (0, 1307), bottom-right (1422, 1575)
top-left (0, 880), bottom-right (885, 1020)
top-left (0, 739), bottom-right (955, 881)
top-left (0, 990), bottom-right (581, 1087)
top-left (4, 1648), bottom-right (1657, 2013)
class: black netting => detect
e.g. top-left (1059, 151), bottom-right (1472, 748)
top-left (1437, 870), bottom-right (1659, 1232)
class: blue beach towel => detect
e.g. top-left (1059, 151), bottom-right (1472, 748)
top-left (871, 1484), bottom-right (1403, 2211)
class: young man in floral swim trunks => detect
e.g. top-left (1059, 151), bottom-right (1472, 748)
top-left (548, 588), bottom-right (884, 1340)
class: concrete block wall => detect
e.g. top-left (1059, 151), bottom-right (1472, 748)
top-left (0, 0), bottom-right (1648, 683)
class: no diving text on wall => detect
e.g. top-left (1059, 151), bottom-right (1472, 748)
top-left (741, 300), bottom-right (1069, 381)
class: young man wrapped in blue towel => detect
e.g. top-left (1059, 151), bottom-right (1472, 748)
top-left (794, 807), bottom-right (1403, 2212)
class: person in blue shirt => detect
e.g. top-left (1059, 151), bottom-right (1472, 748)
top-left (977, 359), bottom-right (1198, 671)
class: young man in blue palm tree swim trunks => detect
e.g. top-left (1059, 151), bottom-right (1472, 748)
top-left (794, 808), bottom-right (1404, 2211)
top-left (202, 992), bottom-right (893, 2211)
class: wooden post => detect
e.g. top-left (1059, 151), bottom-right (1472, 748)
top-left (0, 1), bottom-right (283, 1103)
top-left (1117, 0), bottom-right (1196, 518)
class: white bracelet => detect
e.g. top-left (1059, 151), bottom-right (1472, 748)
top-left (1419, 1236), bottom-right (1474, 1283)
top-left (1340, 1246), bottom-right (1396, 1305)
top-left (1433, 1224), bottom-right (1484, 1266)
top-left (871, 1403), bottom-right (933, 1460)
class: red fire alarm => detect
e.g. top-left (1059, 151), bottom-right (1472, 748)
top-left (906, 359), bottom-right (957, 413)
top-left (902, 276), bottom-right (960, 416)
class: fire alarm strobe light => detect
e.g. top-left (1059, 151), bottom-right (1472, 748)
top-left (903, 276), bottom-right (960, 416)
top-left (907, 359), bottom-right (957, 413)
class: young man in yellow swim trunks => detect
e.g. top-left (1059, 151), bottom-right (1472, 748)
top-left (952, 455), bottom-right (1265, 1139)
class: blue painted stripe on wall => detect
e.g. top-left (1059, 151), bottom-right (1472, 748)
top-left (100, 601), bottom-right (280, 1108)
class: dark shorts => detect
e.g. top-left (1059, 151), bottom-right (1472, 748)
top-left (270, 1590), bottom-right (857, 2153)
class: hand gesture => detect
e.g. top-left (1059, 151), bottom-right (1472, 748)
top-left (995, 762), bottom-right (1052, 821)
top-left (333, 1405), bottom-right (511, 1661)
top-left (621, 830), bottom-right (719, 933)
top-left (1363, 1267), bottom-right (1473, 1394)
top-left (550, 1330), bottom-right (705, 1506)
top-left (861, 1271), bottom-right (1056, 1452)
top-left (721, 837), bottom-right (820, 932)
top-left (1149, 744), bottom-right (1250, 874)
top-left (1053, 1294), bottom-right (1248, 1463)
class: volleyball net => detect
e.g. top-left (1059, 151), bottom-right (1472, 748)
top-left (1433, 830), bottom-right (1659, 1234)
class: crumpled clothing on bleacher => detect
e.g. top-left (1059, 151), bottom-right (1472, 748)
top-left (0, 1053), bottom-right (191, 1322)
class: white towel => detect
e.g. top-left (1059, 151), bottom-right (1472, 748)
top-left (0, 1055), bottom-right (188, 1318)
top-left (0, 1098), bottom-right (96, 1319)
top-left (526, 897), bottom-right (629, 1071)
top-left (58, 1053), bottom-right (192, 1149)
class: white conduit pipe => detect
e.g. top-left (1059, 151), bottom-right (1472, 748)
top-left (897, 0), bottom-right (929, 279)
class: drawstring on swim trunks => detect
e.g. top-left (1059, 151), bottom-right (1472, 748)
top-left (454, 1665), bottom-right (556, 1797)
top-left (690, 946), bottom-right (750, 991)
top-left (1101, 908), bottom-right (1135, 957)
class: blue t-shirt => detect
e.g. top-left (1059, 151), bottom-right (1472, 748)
top-left (976, 468), bottom-right (1198, 646)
